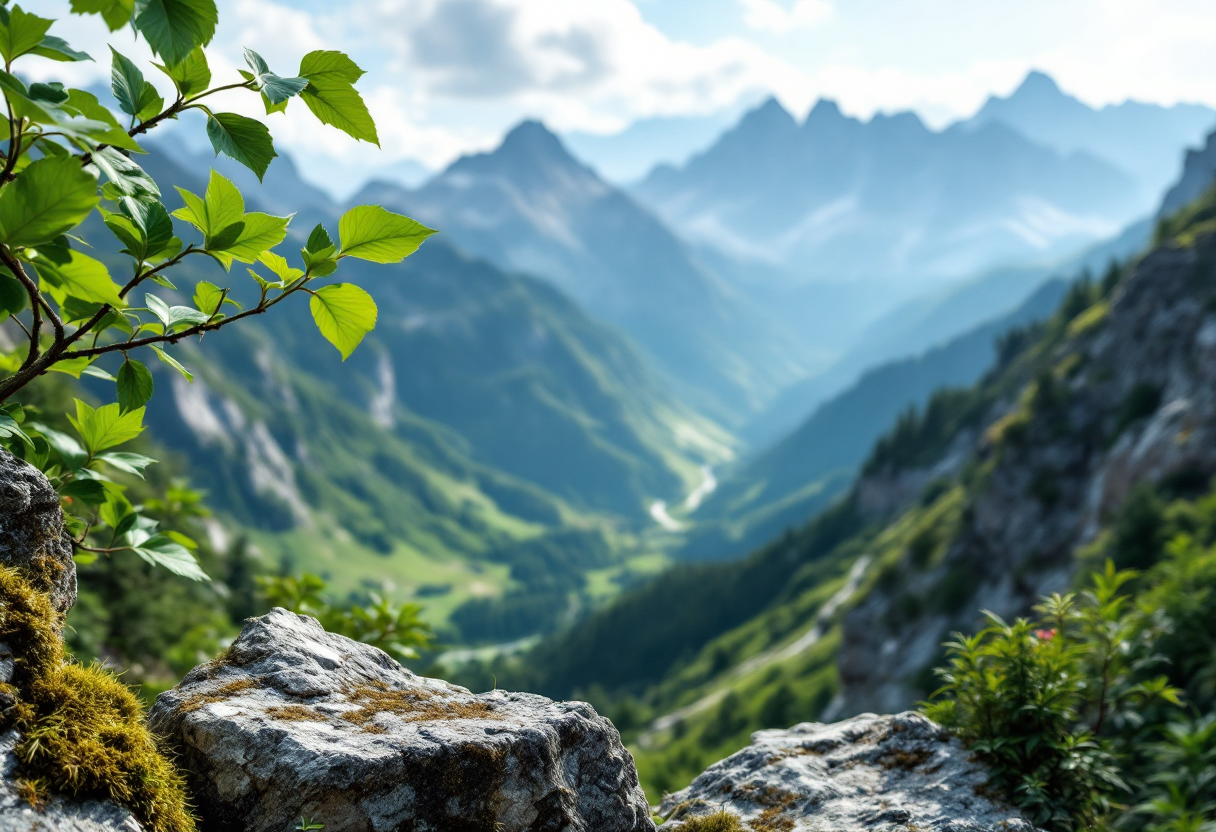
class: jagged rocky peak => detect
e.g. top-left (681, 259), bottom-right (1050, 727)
top-left (661, 712), bottom-right (1040, 831)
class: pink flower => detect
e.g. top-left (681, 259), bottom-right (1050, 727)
top-left (1034, 628), bottom-right (1057, 641)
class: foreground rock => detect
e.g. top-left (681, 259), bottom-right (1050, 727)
top-left (660, 712), bottom-right (1040, 831)
top-left (0, 449), bottom-right (75, 615)
top-left (150, 608), bottom-right (654, 832)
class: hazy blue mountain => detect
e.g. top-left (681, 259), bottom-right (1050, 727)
top-left (633, 95), bottom-right (1142, 297)
top-left (967, 71), bottom-right (1215, 205)
top-left (562, 109), bottom-right (745, 184)
top-left (355, 121), bottom-right (809, 422)
top-left (678, 277), bottom-right (1070, 561)
top-left (1158, 127), bottom-right (1216, 218)
top-left (744, 216), bottom-right (1154, 447)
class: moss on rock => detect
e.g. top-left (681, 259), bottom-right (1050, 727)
top-left (0, 565), bottom-right (195, 832)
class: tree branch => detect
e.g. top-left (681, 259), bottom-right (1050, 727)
top-left (0, 247), bottom-right (42, 369)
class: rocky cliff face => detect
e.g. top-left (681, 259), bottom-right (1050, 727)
top-left (840, 229), bottom-right (1216, 714)
top-left (660, 712), bottom-right (1039, 831)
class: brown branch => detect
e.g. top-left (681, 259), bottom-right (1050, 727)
top-left (63, 245), bottom-right (199, 352)
top-left (1, 247), bottom-right (42, 369)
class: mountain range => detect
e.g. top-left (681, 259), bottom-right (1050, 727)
top-left (355, 122), bottom-right (809, 422)
top-left (630, 73), bottom-right (1212, 372)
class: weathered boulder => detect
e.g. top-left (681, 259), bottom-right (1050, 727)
top-left (0, 731), bottom-right (142, 832)
top-left (149, 608), bottom-right (654, 832)
top-left (0, 449), bottom-right (75, 615)
top-left (660, 712), bottom-right (1041, 832)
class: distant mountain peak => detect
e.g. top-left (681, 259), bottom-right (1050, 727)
top-left (444, 118), bottom-right (588, 182)
top-left (807, 98), bottom-right (844, 120)
top-left (502, 119), bottom-right (564, 151)
top-left (1015, 70), bottom-right (1064, 98)
top-left (738, 96), bottom-right (797, 133)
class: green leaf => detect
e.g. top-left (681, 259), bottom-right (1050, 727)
top-left (31, 35), bottom-right (92, 63)
top-left (193, 280), bottom-right (224, 315)
top-left (310, 283), bottom-right (377, 360)
top-left (153, 45), bottom-right (209, 97)
top-left (68, 399), bottom-right (145, 454)
top-left (339, 206), bottom-right (436, 263)
top-left (173, 170), bottom-right (243, 239)
top-left (0, 5), bottom-right (53, 64)
top-left (70, 0), bottom-right (135, 31)
top-left (117, 358), bottom-right (154, 413)
top-left (33, 424), bottom-right (86, 471)
top-left (60, 478), bottom-right (107, 506)
top-left (109, 47), bottom-right (162, 120)
top-left (298, 50), bottom-right (378, 146)
top-left (305, 222), bottom-right (333, 254)
top-left (0, 413), bottom-right (32, 449)
top-left (204, 221), bottom-right (244, 254)
top-left (89, 147), bottom-right (160, 201)
top-left (244, 47), bottom-right (307, 105)
top-left (47, 355), bottom-right (97, 378)
top-left (0, 271), bottom-right (27, 322)
top-left (28, 247), bottom-right (124, 308)
top-left (83, 364), bottom-right (118, 382)
top-left (64, 89), bottom-right (143, 152)
top-left (215, 212), bottom-right (290, 265)
top-left (97, 451), bottom-right (156, 478)
top-left (202, 169), bottom-right (244, 231)
top-left (258, 251), bottom-right (303, 283)
top-left (132, 533), bottom-right (209, 580)
top-left (0, 155), bottom-right (99, 248)
top-left (151, 345), bottom-right (192, 381)
top-left (206, 113), bottom-right (276, 181)
top-left (133, 0), bottom-right (218, 68)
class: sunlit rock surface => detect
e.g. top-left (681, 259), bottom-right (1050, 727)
top-left (660, 712), bottom-right (1040, 832)
top-left (150, 608), bottom-right (654, 832)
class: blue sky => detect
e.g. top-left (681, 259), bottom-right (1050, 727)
top-left (34, 0), bottom-right (1216, 193)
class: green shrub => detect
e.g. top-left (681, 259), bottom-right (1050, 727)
top-left (925, 563), bottom-right (1182, 831)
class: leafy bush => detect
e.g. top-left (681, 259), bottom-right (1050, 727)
top-left (925, 563), bottom-right (1182, 831)
top-left (257, 574), bottom-right (433, 662)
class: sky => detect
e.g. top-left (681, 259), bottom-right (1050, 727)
top-left (32, 0), bottom-right (1216, 194)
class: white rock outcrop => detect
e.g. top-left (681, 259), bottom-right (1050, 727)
top-left (660, 712), bottom-right (1040, 832)
top-left (149, 608), bottom-right (654, 832)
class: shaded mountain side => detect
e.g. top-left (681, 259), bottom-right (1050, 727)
top-left (679, 276), bottom-right (1072, 562)
top-left (1158, 126), bottom-right (1216, 218)
top-left (358, 122), bottom-right (808, 423)
top-left (745, 216), bottom-right (1154, 447)
top-left (634, 93), bottom-right (1142, 292)
top-left (967, 70), bottom-right (1215, 205)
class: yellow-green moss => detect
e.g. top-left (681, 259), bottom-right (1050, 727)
top-left (0, 566), bottom-right (195, 832)
top-left (673, 810), bottom-right (744, 831)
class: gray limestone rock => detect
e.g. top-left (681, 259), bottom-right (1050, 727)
top-left (660, 712), bottom-right (1041, 832)
top-left (149, 608), bottom-right (654, 832)
top-left (0, 449), bottom-right (75, 615)
top-left (0, 731), bottom-right (142, 832)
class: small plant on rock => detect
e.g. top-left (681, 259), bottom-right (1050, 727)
top-left (924, 562), bottom-right (1182, 831)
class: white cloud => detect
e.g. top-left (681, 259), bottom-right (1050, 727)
top-left (739, 0), bottom-right (834, 34)
top-left (362, 0), bottom-right (812, 136)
